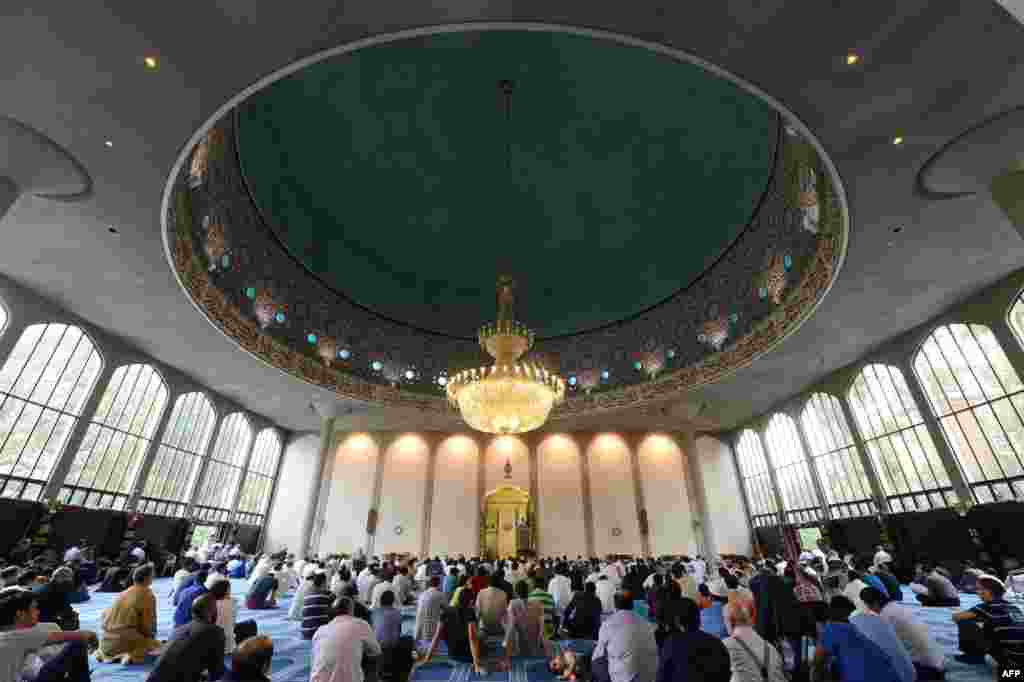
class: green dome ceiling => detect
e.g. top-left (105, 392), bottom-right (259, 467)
top-left (237, 30), bottom-right (777, 339)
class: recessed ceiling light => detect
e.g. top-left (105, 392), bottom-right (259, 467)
top-left (143, 56), bottom-right (158, 70)
top-left (846, 53), bottom-right (860, 66)
top-left (892, 136), bottom-right (904, 145)
top-left (104, 140), bottom-right (113, 148)
top-left (892, 225), bottom-right (904, 233)
top-left (404, 369), bottom-right (416, 380)
top-left (107, 226), bottom-right (119, 234)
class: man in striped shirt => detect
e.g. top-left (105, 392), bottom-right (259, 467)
top-left (529, 580), bottom-right (558, 638)
top-left (302, 572), bottom-right (335, 640)
top-left (953, 574), bottom-right (1024, 673)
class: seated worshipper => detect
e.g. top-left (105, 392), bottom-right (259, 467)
top-left (722, 603), bottom-right (787, 682)
top-left (290, 571), bottom-right (318, 621)
top-left (247, 555), bottom-right (272, 589)
top-left (874, 545), bottom-right (893, 569)
top-left (393, 566), bottom-right (413, 605)
top-left (312, 597), bottom-right (382, 682)
top-left (170, 559), bottom-right (198, 604)
top-left (0, 587), bottom-right (99, 682)
top-left (699, 584), bottom-right (728, 639)
top-left (874, 562), bottom-right (903, 603)
top-left (246, 568), bottom-right (279, 610)
top-left (918, 565), bottom-right (960, 607)
top-left (847, 590), bottom-right (916, 682)
top-left (206, 578), bottom-right (238, 653)
top-left (174, 569), bottom-right (209, 627)
top-left (302, 572), bottom-right (335, 640)
top-left (227, 556), bottom-right (246, 579)
top-left (421, 587), bottom-right (485, 674)
top-left (147, 594), bottom-right (225, 682)
top-left (528, 580), bottom-right (557, 637)
top-left (563, 580), bottom-right (603, 640)
top-left (222, 634), bottom-right (274, 682)
top-left (504, 580), bottom-right (550, 660)
top-left (33, 568), bottom-right (77, 631)
top-left (96, 564), bottom-right (129, 593)
top-left (98, 563), bottom-right (161, 664)
top-left (814, 595), bottom-right (912, 682)
top-left (952, 574), bottom-right (1024, 671)
top-left (414, 576), bottom-right (445, 643)
top-left (62, 562), bottom-right (89, 605)
top-left (592, 592), bottom-right (658, 682)
top-left (595, 575), bottom-right (616, 614)
top-left (859, 587), bottom-right (945, 681)
top-left (475, 574), bottom-right (508, 637)
top-left (372, 590), bottom-right (414, 680)
top-left (443, 567), bottom-right (459, 598)
top-left (842, 567), bottom-right (870, 614)
top-left (655, 598), bottom-right (729, 682)
top-left (273, 562), bottom-right (296, 597)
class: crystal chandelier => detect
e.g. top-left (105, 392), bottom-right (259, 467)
top-left (447, 277), bottom-right (565, 434)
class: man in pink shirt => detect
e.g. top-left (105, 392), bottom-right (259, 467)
top-left (311, 598), bottom-right (381, 682)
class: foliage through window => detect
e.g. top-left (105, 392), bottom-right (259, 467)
top-left (735, 429), bottom-right (779, 527)
top-left (915, 323), bottom-right (1024, 503)
top-left (0, 324), bottom-right (102, 500)
top-left (193, 412), bottom-right (252, 522)
top-left (847, 363), bottom-right (954, 512)
top-left (763, 413), bottom-right (823, 524)
top-left (801, 393), bottom-right (876, 517)
top-left (59, 364), bottom-right (168, 509)
top-left (138, 392), bottom-right (217, 517)
top-left (236, 428), bottom-right (281, 525)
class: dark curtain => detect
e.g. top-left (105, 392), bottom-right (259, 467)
top-left (0, 498), bottom-right (43, 555)
top-left (48, 506), bottom-right (123, 557)
top-left (755, 526), bottom-right (784, 556)
top-left (887, 509), bottom-right (975, 583)
top-left (132, 515), bottom-right (189, 556)
top-left (235, 524), bottom-right (261, 553)
top-left (827, 516), bottom-right (882, 559)
top-left (968, 501), bottom-right (1024, 569)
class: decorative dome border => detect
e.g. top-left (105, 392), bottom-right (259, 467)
top-left (160, 22), bottom-right (848, 420)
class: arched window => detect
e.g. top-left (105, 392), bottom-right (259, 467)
top-left (1009, 292), bottom-right (1024, 346)
top-left (0, 301), bottom-right (8, 338)
top-left (236, 428), bottom-right (282, 526)
top-left (801, 393), bottom-right (875, 518)
top-left (847, 363), bottom-right (952, 512)
top-left (915, 323), bottom-right (1024, 502)
top-left (763, 413), bottom-right (823, 524)
top-left (59, 364), bottom-right (168, 509)
top-left (193, 412), bottom-right (252, 523)
top-left (0, 324), bottom-right (102, 500)
top-left (138, 392), bottom-right (216, 517)
top-left (735, 429), bottom-right (779, 527)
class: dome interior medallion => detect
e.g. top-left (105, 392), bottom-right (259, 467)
top-left (162, 23), bottom-right (848, 421)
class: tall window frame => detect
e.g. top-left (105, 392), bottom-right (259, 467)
top-left (847, 363), bottom-right (954, 512)
top-left (735, 429), bottom-right (779, 528)
top-left (0, 323), bottom-right (103, 501)
top-left (138, 392), bottom-right (217, 517)
top-left (763, 413), bottom-right (823, 524)
top-left (193, 412), bottom-right (252, 523)
top-left (801, 393), bottom-right (876, 518)
top-left (59, 364), bottom-right (168, 510)
top-left (236, 428), bottom-right (281, 526)
top-left (914, 322), bottom-right (1024, 503)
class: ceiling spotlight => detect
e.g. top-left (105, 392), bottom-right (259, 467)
top-left (892, 136), bottom-right (904, 146)
top-left (306, 333), bottom-right (317, 344)
top-left (104, 140), bottom-right (113, 148)
top-left (568, 376), bottom-right (578, 387)
top-left (107, 226), bottom-right (119, 234)
top-left (371, 360), bottom-right (383, 372)
top-left (845, 53), bottom-right (860, 66)
top-left (437, 375), bottom-right (448, 387)
top-left (143, 56), bottom-right (158, 70)
top-left (404, 369), bottom-right (416, 381)
top-left (338, 349), bottom-right (351, 360)
top-left (601, 370), bottom-right (610, 380)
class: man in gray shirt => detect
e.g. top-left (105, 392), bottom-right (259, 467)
top-left (593, 592), bottom-right (658, 682)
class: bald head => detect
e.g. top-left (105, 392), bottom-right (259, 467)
top-left (232, 635), bottom-right (274, 676)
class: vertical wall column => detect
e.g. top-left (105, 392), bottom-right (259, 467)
top-left (419, 433), bottom-right (442, 557)
top-left (42, 361), bottom-right (117, 502)
top-left (578, 444), bottom-right (596, 558)
top-left (836, 395), bottom-right (891, 515)
top-left (527, 433), bottom-right (540, 553)
top-left (991, 319), bottom-right (1024, 385)
top-left (897, 357), bottom-right (974, 506)
top-left (297, 406), bottom-right (339, 559)
top-left (310, 429), bottom-right (341, 556)
top-left (475, 435), bottom-right (488, 557)
top-left (366, 432), bottom-right (397, 556)
top-left (677, 431), bottom-right (716, 559)
top-left (624, 433), bottom-right (652, 557)
top-left (755, 425), bottom-right (789, 526)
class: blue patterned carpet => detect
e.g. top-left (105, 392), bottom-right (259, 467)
top-left (72, 579), bottom-right (996, 682)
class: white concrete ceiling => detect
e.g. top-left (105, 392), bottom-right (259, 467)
top-left (1, 2), bottom-right (1023, 434)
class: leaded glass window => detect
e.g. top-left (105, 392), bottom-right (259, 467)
top-left (193, 412), bottom-right (251, 523)
top-left (915, 323), bottom-right (1024, 502)
top-left (847, 363), bottom-right (954, 512)
top-left (763, 413), bottom-right (823, 524)
top-left (138, 392), bottom-right (216, 517)
top-left (236, 428), bottom-right (281, 526)
top-left (0, 324), bottom-right (102, 500)
top-left (735, 429), bottom-right (779, 527)
top-left (59, 364), bottom-right (168, 509)
top-left (801, 393), bottom-right (875, 517)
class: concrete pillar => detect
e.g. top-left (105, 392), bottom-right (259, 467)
top-left (475, 434), bottom-right (488, 558)
top-left (678, 430), bottom-right (716, 559)
top-left (366, 432), bottom-right (399, 557)
top-left (624, 433), bottom-right (652, 557)
top-left (296, 405), bottom-right (340, 559)
top-left (578, 437), bottom-right (596, 558)
top-left (419, 433), bottom-right (443, 558)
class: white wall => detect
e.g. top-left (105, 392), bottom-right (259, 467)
top-left (430, 435), bottom-right (480, 557)
top-left (321, 433), bottom-right (378, 554)
top-left (537, 434), bottom-right (587, 558)
top-left (587, 434), bottom-right (641, 557)
top-left (265, 432), bottom-right (319, 553)
top-left (376, 434), bottom-right (429, 555)
top-left (696, 435), bottom-right (751, 556)
top-left (638, 434), bottom-right (697, 556)
top-left (483, 435), bottom-right (530, 497)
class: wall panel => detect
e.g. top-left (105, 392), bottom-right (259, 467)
top-left (430, 435), bottom-right (480, 557)
top-left (588, 434), bottom-right (641, 556)
top-left (537, 434), bottom-right (586, 558)
top-left (377, 434), bottom-right (429, 555)
top-left (483, 436), bottom-right (530, 498)
top-left (695, 435), bottom-right (751, 556)
top-left (321, 433), bottom-right (377, 554)
top-left (638, 434), bottom-right (696, 556)
top-left (265, 433), bottom-right (319, 553)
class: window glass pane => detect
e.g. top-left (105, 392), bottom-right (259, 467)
top-left (764, 413), bottom-right (821, 516)
top-left (914, 323), bottom-right (1024, 500)
top-left (238, 429), bottom-right (281, 516)
top-left (193, 412), bottom-right (251, 512)
top-left (848, 363), bottom-right (949, 506)
top-left (141, 392), bottom-right (216, 506)
top-left (61, 364), bottom-right (168, 504)
top-left (736, 429), bottom-right (777, 519)
top-left (0, 324), bottom-right (102, 499)
top-left (801, 393), bottom-right (874, 514)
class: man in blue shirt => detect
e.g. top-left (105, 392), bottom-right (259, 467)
top-left (953, 574), bottom-right (1024, 672)
top-left (849, 588), bottom-right (915, 682)
top-left (814, 595), bottom-right (910, 682)
top-left (173, 570), bottom-right (209, 628)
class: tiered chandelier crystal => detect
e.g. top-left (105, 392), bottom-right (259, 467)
top-left (447, 277), bottom-right (565, 434)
